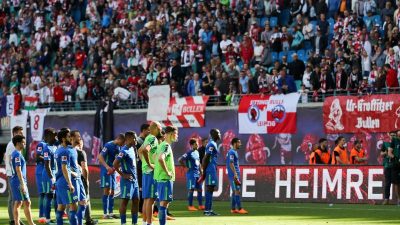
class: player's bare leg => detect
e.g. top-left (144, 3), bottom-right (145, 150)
top-left (146, 198), bottom-right (155, 224)
top-left (13, 201), bottom-right (22, 225)
top-left (22, 200), bottom-right (35, 225)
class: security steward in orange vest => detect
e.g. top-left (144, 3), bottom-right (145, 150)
top-left (350, 139), bottom-right (368, 165)
top-left (332, 136), bottom-right (349, 165)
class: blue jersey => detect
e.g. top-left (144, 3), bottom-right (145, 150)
top-left (205, 140), bottom-right (218, 173)
top-left (69, 147), bottom-right (81, 178)
top-left (181, 149), bottom-right (201, 177)
top-left (55, 146), bottom-right (71, 180)
top-left (35, 141), bottom-right (46, 174)
top-left (226, 149), bottom-right (240, 179)
top-left (43, 144), bottom-right (57, 172)
top-left (100, 141), bottom-right (120, 167)
top-left (11, 150), bottom-right (27, 184)
top-left (116, 145), bottom-right (137, 179)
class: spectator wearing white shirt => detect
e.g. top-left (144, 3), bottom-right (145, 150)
top-left (9, 29), bottom-right (18, 46)
top-left (4, 126), bottom-right (24, 225)
top-left (181, 45), bottom-right (194, 75)
top-left (302, 17), bottom-right (315, 41)
top-left (59, 31), bottom-right (71, 49)
top-left (253, 40), bottom-right (264, 64)
top-left (219, 34), bottom-right (233, 55)
top-left (39, 82), bottom-right (51, 104)
top-left (302, 64), bottom-right (313, 89)
top-left (76, 79), bottom-right (87, 101)
top-left (361, 50), bottom-right (371, 78)
top-left (30, 70), bottom-right (41, 87)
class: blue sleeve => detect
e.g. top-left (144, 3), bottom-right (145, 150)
top-left (61, 151), bottom-right (69, 165)
top-left (13, 153), bottom-right (22, 167)
top-left (43, 145), bottom-right (50, 161)
top-left (228, 152), bottom-right (235, 163)
top-left (100, 144), bottom-right (109, 157)
top-left (36, 142), bottom-right (44, 155)
top-left (116, 151), bottom-right (124, 162)
top-left (205, 143), bottom-right (213, 155)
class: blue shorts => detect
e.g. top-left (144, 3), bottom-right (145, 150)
top-left (205, 172), bottom-right (218, 186)
top-left (35, 166), bottom-right (44, 193)
top-left (120, 178), bottom-right (139, 200)
top-left (157, 180), bottom-right (173, 202)
top-left (11, 179), bottom-right (29, 201)
top-left (73, 178), bottom-right (86, 201)
top-left (229, 179), bottom-right (241, 192)
top-left (56, 179), bottom-right (78, 205)
top-left (42, 170), bottom-right (56, 194)
top-left (100, 171), bottom-right (116, 189)
top-left (142, 172), bottom-right (157, 199)
top-left (186, 174), bottom-right (202, 190)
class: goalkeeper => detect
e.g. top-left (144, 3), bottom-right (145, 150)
top-left (226, 138), bottom-right (248, 214)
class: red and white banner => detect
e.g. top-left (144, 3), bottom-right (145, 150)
top-left (162, 96), bottom-right (209, 127)
top-left (29, 108), bottom-right (48, 141)
top-left (238, 93), bottom-right (300, 134)
top-left (323, 95), bottom-right (400, 134)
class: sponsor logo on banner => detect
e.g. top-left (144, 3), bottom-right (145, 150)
top-left (238, 93), bottom-right (300, 134)
top-left (323, 94), bottom-right (400, 133)
top-left (162, 96), bottom-right (209, 128)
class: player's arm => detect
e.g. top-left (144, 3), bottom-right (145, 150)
top-left (113, 157), bottom-right (133, 180)
top-left (158, 152), bottom-right (172, 177)
top-left (15, 165), bottom-right (27, 193)
top-left (62, 164), bottom-right (74, 192)
top-left (80, 159), bottom-right (89, 186)
top-left (229, 161), bottom-right (238, 179)
top-left (178, 153), bottom-right (187, 167)
top-left (201, 153), bottom-right (210, 173)
top-left (354, 155), bottom-right (367, 162)
top-left (36, 145), bottom-right (44, 162)
top-left (98, 146), bottom-right (112, 170)
top-left (388, 147), bottom-right (395, 158)
top-left (45, 159), bottom-right (54, 181)
top-left (140, 144), bottom-right (154, 169)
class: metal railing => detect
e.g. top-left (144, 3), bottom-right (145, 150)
top-left (35, 88), bottom-right (400, 112)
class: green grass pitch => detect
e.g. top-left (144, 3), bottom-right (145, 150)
top-left (2, 197), bottom-right (400, 225)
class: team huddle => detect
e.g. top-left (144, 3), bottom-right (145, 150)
top-left (5, 122), bottom-right (247, 225)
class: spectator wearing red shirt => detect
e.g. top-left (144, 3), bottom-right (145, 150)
top-left (240, 35), bottom-right (254, 65)
top-left (53, 83), bottom-right (64, 103)
top-left (384, 64), bottom-right (399, 88)
top-left (75, 48), bottom-right (87, 68)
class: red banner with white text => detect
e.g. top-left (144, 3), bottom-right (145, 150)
top-left (0, 165), bottom-right (388, 204)
top-left (323, 95), bottom-right (400, 134)
top-left (161, 96), bottom-right (209, 127)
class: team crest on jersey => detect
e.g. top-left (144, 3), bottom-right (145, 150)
top-left (61, 156), bottom-right (67, 161)
top-left (37, 147), bottom-right (43, 152)
top-left (44, 152), bottom-right (48, 157)
top-left (230, 155), bottom-right (234, 160)
top-left (15, 157), bottom-right (20, 163)
top-left (102, 147), bottom-right (107, 152)
top-left (118, 152), bottom-right (124, 157)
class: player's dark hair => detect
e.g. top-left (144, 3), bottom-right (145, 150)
top-left (57, 129), bottom-right (70, 142)
top-left (70, 130), bottom-right (80, 138)
top-left (319, 138), bottom-right (327, 144)
top-left (165, 126), bottom-right (177, 134)
top-left (12, 135), bottom-right (25, 146)
top-left (335, 136), bottom-right (345, 145)
top-left (210, 128), bottom-right (220, 140)
top-left (140, 123), bottom-right (150, 132)
top-left (44, 128), bottom-right (57, 141)
top-left (189, 138), bottom-right (197, 146)
top-left (116, 133), bottom-right (125, 140)
top-left (125, 131), bottom-right (137, 139)
top-left (231, 137), bottom-right (240, 145)
top-left (12, 126), bottom-right (23, 136)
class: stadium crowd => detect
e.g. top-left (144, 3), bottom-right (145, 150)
top-left (0, 0), bottom-right (400, 109)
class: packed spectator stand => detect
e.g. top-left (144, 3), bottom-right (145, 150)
top-left (0, 0), bottom-right (400, 112)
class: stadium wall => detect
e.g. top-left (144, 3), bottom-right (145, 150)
top-left (0, 165), bottom-right (387, 204)
top-left (36, 105), bottom-right (384, 166)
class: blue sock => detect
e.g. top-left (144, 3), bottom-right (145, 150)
top-left (188, 191), bottom-right (194, 206)
top-left (45, 195), bottom-right (52, 219)
top-left (235, 195), bottom-right (242, 209)
top-left (231, 194), bottom-right (236, 210)
top-left (132, 213), bottom-right (138, 224)
top-left (56, 210), bottom-right (64, 225)
top-left (159, 206), bottom-right (167, 225)
top-left (209, 191), bottom-right (213, 211)
top-left (197, 190), bottom-right (203, 206)
top-left (53, 195), bottom-right (57, 213)
top-left (205, 191), bottom-right (212, 211)
top-left (69, 210), bottom-right (77, 225)
top-left (77, 205), bottom-right (86, 225)
top-left (102, 195), bottom-right (109, 215)
top-left (39, 193), bottom-right (45, 217)
top-left (121, 214), bottom-right (126, 224)
top-left (108, 194), bottom-right (114, 214)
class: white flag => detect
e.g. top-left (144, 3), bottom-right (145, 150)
top-left (147, 85), bottom-right (170, 121)
top-left (29, 108), bottom-right (49, 141)
top-left (10, 110), bottom-right (28, 138)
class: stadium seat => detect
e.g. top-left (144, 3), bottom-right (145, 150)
top-left (304, 41), bottom-right (312, 50)
top-left (287, 51), bottom-right (296, 63)
top-left (260, 17), bottom-right (268, 27)
top-left (278, 51), bottom-right (286, 62)
top-left (270, 17), bottom-right (278, 28)
top-left (271, 52), bottom-right (279, 63)
top-left (297, 50), bottom-right (305, 59)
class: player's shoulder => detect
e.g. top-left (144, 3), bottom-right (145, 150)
top-left (37, 142), bottom-right (46, 151)
top-left (145, 134), bottom-right (156, 142)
